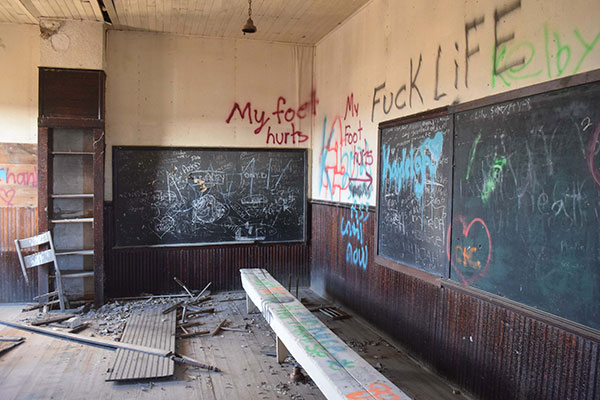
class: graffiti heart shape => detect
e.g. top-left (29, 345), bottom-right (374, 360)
top-left (446, 216), bottom-right (492, 285)
top-left (0, 188), bottom-right (15, 206)
top-left (151, 215), bottom-right (176, 239)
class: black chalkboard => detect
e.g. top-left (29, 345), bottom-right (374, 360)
top-left (452, 81), bottom-right (600, 330)
top-left (113, 147), bottom-right (307, 247)
top-left (377, 114), bottom-right (453, 277)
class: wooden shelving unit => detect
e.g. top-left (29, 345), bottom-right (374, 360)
top-left (38, 67), bottom-right (106, 307)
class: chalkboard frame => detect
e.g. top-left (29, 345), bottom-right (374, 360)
top-left (374, 107), bottom-right (451, 286)
top-left (112, 145), bottom-right (308, 248)
top-left (374, 69), bottom-right (600, 334)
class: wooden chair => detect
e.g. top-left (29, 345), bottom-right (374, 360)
top-left (14, 231), bottom-right (68, 311)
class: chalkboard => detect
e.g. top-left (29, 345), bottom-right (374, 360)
top-left (377, 114), bottom-right (453, 277)
top-left (452, 81), bottom-right (600, 330)
top-left (113, 147), bottom-right (307, 247)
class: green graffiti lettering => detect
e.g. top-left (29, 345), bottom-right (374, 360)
top-left (544, 24), bottom-right (552, 79)
top-left (305, 343), bottom-right (327, 358)
top-left (492, 44), bottom-right (511, 88)
top-left (481, 155), bottom-right (507, 203)
top-left (327, 359), bottom-right (355, 371)
top-left (573, 29), bottom-right (600, 74)
top-left (505, 42), bottom-right (542, 80)
top-left (553, 32), bottom-right (571, 77)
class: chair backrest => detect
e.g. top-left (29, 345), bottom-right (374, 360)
top-left (14, 231), bottom-right (57, 284)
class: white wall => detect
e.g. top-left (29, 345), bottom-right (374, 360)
top-left (0, 20), bottom-right (105, 145)
top-left (312, 0), bottom-right (600, 206)
top-left (105, 30), bottom-right (314, 200)
top-left (0, 23), bottom-right (39, 144)
top-left (40, 19), bottom-right (105, 70)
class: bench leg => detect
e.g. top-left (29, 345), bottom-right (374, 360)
top-left (276, 336), bottom-right (289, 363)
top-left (246, 294), bottom-right (257, 314)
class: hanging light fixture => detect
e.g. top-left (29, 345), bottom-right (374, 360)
top-left (242, 0), bottom-right (257, 34)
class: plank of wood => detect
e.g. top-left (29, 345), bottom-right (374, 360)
top-left (30, 314), bottom-right (75, 326)
top-left (176, 329), bottom-right (209, 339)
top-left (0, 336), bottom-right (25, 342)
top-left (67, 323), bottom-right (89, 334)
top-left (0, 143), bottom-right (36, 164)
top-left (171, 353), bottom-right (220, 371)
top-left (0, 338), bottom-right (24, 355)
top-left (0, 153), bottom-right (38, 207)
top-left (106, 305), bottom-right (176, 381)
top-left (162, 300), bottom-right (184, 314)
top-left (0, 319), bottom-right (170, 357)
top-left (179, 321), bottom-right (203, 329)
top-left (240, 268), bottom-right (412, 400)
top-left (210, 320), bottom-right (227, 336)
top-left (0, 164), bottom-right (37, 207)
top-left (186, 307), bottom-right (215, 317)
top-left (21, 304), bottom-right (44, 312)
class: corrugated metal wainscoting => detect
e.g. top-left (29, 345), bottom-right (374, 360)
top-left (310, 201), bottom-right (599, 400)
top-left (103, 202), bottom-right (310, 298)
top-left (0, 207), bottom-right (39, 302)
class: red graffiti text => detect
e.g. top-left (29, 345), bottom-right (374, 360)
top-left (225, 90), bottom-right (318, 145)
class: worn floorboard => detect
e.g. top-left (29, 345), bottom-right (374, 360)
top-left (0, 291), bottom-right (473, 400)
top-left (107, 306), bottom-right (176, 381)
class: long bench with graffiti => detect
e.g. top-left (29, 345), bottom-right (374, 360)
top-left (240, 268), bottom-right (411, 400)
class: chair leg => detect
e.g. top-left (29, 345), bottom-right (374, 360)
top-left (53, 270), bottom-right (68, 311)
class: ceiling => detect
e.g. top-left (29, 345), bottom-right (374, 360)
top-left (0, 0), bottom-right (371, 44)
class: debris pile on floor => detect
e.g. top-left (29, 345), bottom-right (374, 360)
top-left (18, 295), bottom-right (192, 340)
top-left (82, 297), bottom-right (180, 339)
top-left (4, 276), bottom-right (365, 399)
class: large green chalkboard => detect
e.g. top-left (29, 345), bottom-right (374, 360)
top-left (451, 81), bottom-right (600, 330)
top-left (113, 147), bottom-right (307, 247)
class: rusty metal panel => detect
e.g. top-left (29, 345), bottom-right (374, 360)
top-left (310, 201), bottom-right (599, 400)
top-left (103, 203), bottom-right (310, 298)
top-left (0, 207), bottom-right (39, 302)
top-left (440, 289), bottom-right (600, 400)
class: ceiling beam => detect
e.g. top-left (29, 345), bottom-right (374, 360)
top-left (17, 0), bottom-right (40, 23)
top-left (85, 0), bottom-right (104, 22)
top-left (102, 0), bottom-right (120, 27)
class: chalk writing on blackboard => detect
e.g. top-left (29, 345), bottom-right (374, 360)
top-left (451, 81), bottom-right (600, 330)
top-left (377, 115), bottom-right (452, 277)
top-left (114, 147), bottom-right (307, 247)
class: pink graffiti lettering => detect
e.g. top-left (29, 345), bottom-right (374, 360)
top-left (587, 124), bottom-right (600, 188)
top-left (0, 167), bottom-right (38, 188)
top-left (446, 216), bottom-right (492, 285)
top-left (0, 188), bottom-right (16, 206)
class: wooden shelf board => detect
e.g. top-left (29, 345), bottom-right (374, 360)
top-left (50, 271), bottom-right (94, 279)
top-left (51, 194), bottom-right (94, 199)
top-left (55, 250), bottom-right (94, 256)
top-left (51, 151), bottom-right (94, 155)
top-left (50, 218), bottom-right (94, 224)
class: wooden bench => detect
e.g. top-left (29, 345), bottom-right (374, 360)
top-left (241, 268), bottom-right (412, 400)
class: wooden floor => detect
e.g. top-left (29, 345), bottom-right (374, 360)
top-left (0, 290), bottom-right (472, 400)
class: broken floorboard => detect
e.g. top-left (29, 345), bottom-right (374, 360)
top-left (0, 336), bottom-right (25, 356)
top-left (0, 293), bottom-right (473, 400)
top-left (106, 305), bottom-right (176, 381)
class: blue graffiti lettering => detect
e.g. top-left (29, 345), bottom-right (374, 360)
top-left (381, 131), bottom-right (443, 203)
